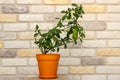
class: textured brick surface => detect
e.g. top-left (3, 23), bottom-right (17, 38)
top-left (2, 6), bottom-right (29, 13)
top-left (0, 67), bottom-right (16, 74)
top-left (0, 41), bottom-right (3, 48)
top-left (44, 0), bottom-right (70, 4)
top-left (0, 0), bottom-right (15, 4)
top-left (108, 40), bottom-right (120, 47)
top-left (70, 66), bottom-right (95, 74)
top-left (71, 49), bottom-right (95, 56)
top-left (0, 76), bottom-right (25, 80)
top-left (107, 22), bottom-right (120, 30)
top-left (71, 0), bottom-right (94, 3)
top-left (97, 48), bottom-right (120, 56)
top-left (3, 23), bottom-right (28, 31)
top-left (17, 49), bottom-right (40, 57)
top-left (0, 49), bottom-right (16, 58)
top-left (81, 75), bottom-right (106, 80)
top-left (85, 31), bottom-right (95, 39)
top-left (0, 32), bottom-right (16, 40)
top-left (96, 66), bottom-right (120, 73)
top-left (19, 32), bottom-right (34, 40)
top-left (17, 0), bottom-right (42, 4)
top-left (0, 14), bottom-right (17, 22)
top-left (58, 67), bottom-right (69, 74)
top-left (107, 5), bottom-right (120, 12)
top-left (96, 0), bottom-right (119, 4)
top-left (108, 75), bottom-right (120, 80)
top-left (2, 58), bottom-right (27, 66)
top-left (4, 41), bottom-right (29, 48)
top-left (81, 57), bottom-right (105, 66)
top-left (107, 57), bottom-right (120, 64)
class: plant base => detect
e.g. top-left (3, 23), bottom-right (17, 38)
top-left (36, 54), bottom-right (60, 79)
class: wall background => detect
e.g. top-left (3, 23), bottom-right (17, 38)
top-left (0, 0), bottom-right (120, 80)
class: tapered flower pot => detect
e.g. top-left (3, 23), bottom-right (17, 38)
top-left (36, 54), bottom-right (60, 79)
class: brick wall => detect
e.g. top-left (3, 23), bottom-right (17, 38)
top-left (0, 0), bottom-right (120, 80)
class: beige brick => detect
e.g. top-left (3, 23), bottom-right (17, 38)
top-left (79, 14), bottom-right (96, 21)
top-left (19, 32), bottom-right (34, 40)
top-left (18, 67), bottom-right (38, 74)
top-left (2, 58), bottom-right (27, 66)
top-left (82, 40), bottom-right (106, 48)
top-left (70, 66), bottom-right (95, 74)
top-left (71, 0), bottom-right (94, 3)
top-left (97, 14), bottom-right (120, 21)
top-left (4, 41), bottom-right (29, 48)
top-left (67, 75), bottom-right (80, 80)
top-left (0, 14), bottom-right (17, 22)
top-left (71, 49), bottom-right (95, 56)
top-left (19, 14), bottom-right (44, 22)
top-left (96, 0), bottom-right (119, 4)
top-left (0, 67), bottom-right (16, 74)
top-left (0, 32), bottom-right (16, 40)
top-left (81, 22), bottom-right (106, 31)
top-left (108, 75), bottom-right (120, 80)
top-left (0, 41), bottom-right (3, 48)
top-left (85, 31), bottom-right (95, 39)
top-left (59, 58), bottom-right (80, 65)
top-left (107, 57), bottom-right (120, 64)
top-left (45, 14), bottom-right (63, 21)
top-left (44, 0), bottom-right (70, 4)
top-left (97, 31), bottom-right (120, 39)
top-left (82, 75), bottom-right (106, 80)
top-left (17, 49), bottom-right (40, 57)
top-left (0, 0), bottom-right (15, 4)
top-left (3, 23), bottom-right (28, 31)
top-left (29, 23), bottom-right (55, 31)
top-left (56, 5), bottom-right (71, 12)
top-left (30, 6), bottom-right (54, 13)
top-left (107, 22), bottom-right (120, 30)
top-left (108, 40), bottom-right (120, 47)
top-left (96, 66), bottom-right (120, 73)
top-left (97, 48), bottom-right (120, 56)
top-left (107, 5), bottom-right (120, 12)
top-left (28, 58), bottom-right (37, 65)
top-left (59, 49), bottom-right (70, 56)
top-left (58, 67), bottom-right (68, 74)
top-left (0, 24), bottom-right (1, 30)
top-left (83, 5), bottom-right (106, 13)
top-left (17, 0), bottom-right (42, 4)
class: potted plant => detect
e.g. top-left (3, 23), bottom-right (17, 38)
top-left (34, 3), bottom-right (85, 79)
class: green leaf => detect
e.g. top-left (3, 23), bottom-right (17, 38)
top-left (57, 21), bottom-right (63, 27)
top-left (72, 3), bottom-right (78, 7)
top-left (34, 33), bottom-right (38, 37)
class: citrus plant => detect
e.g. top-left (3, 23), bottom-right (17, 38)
top-left (34, 3), bottom-right (85, 54)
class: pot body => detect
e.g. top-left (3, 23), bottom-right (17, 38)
top-left (36, 54), bottom-right (60, 79)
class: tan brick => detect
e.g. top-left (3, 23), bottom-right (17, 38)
top-left (83, 5), bottom-right (106, 13)
top-left (44, 0), bottom-right (70, 4)
top-left (0, 67), bottom-right (16, 74)
top-left (85, 31), bottom-right (95, 39)
top-left (97, 48), bottom-right (120, 56)
top-left (4, 41), bottom-right (29, 48)
top-left (59, 58), bottom-right (80, 65)
top-left (96, 0), bottom-right (119, 4)
top-left (30, 6), bottom-right (54, 13)
top-left (3, 23), bottom-right (28, 31)
top-left (2, 58), bottom-right (27, 66)
top-left (108, 75), bottom-right (120, 80)
top-left (0, 24), bottom-right (1, 30)
top-left (82, 40), bottom-right (106, 48)
top-left (18, 67), bottom-right (38, 74)
top-left (82, 75), bottom-right (106, 80)
top-left (107, 57), bottom-right (120, 64)
top-left (17, 0), bottom-right (42, 4)
top-left (107, 22), bottom-right (120, 30)
top-left (0, 41), bottom-right (3, 48)
top-left (29, 23), bottom-right (55, 30)
top-left (97, 14), bottom-right (120, 21)
top-left (107, 5), bottom-right (120, 12)
top-left (71, 0), bottom-right (94, 3)
top-left (71, 49), bottom-right (95, 56)
top-left (0, 0), bottom-right (15, 4)
top-left (19, 14), bottom-right (44, 22)
top-left (79, 14), bottom-right (96, 21)
top-left (108, 40), bottom-right (120, 47)
top-left (70, 66), bottom-right (95, 74)
top-left (96, 66), bottom-right (120, 73)
top-left (97, 31), bottom-right (120, 39)
top-left (19, 32), bottom-right (34, 40)
top-left (0, 14), bottom-right (17, 22)
top-left (17, 49), bottom-right (40, 57)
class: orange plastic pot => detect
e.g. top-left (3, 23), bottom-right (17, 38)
top-left (36, 54), bottom-right (60, 79)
